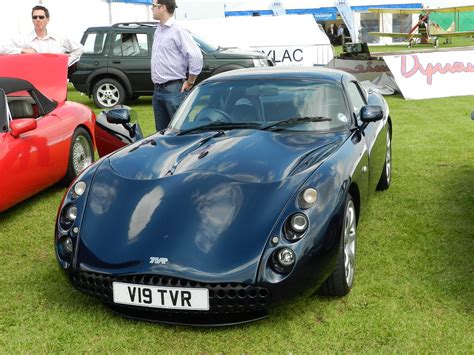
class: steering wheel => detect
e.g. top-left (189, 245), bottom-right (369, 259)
top-left (195, 108), bottom-right (232, 123)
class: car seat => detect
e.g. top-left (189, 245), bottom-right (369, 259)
top-left (9, 100), bottom-right (34, 119)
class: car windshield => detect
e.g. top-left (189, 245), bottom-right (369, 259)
top-left (192, 35), bottom-right (219, 53)
top-left (170, 79), bottom-right (351, 133)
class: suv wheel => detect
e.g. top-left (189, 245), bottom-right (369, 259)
top-left (92, 78), bottom-right (125, 108)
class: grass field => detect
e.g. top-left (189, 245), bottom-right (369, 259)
top-left (0, 68), bottom-right (473, 352)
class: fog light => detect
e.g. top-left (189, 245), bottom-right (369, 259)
top-left (72, 181), bottom-right (87, 198)
top-left (271, 247), bottom-right (296, 274)
top-left (277, 248), bottom-right (295, 267)
top-left (290, 213), bottom-right (308, 233)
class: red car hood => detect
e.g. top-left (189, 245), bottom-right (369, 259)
top-left (0, 53), bottom-right (68, 102)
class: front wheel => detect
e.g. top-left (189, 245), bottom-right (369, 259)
top-left (64, 127), bottom-right (94, 184)
top-left (318, 194), bottom-right (357, 297)
top-left (92, 78), bottom-right (125, 108)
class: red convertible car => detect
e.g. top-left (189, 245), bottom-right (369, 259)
top-left (0, 54), bottom-right (96, 212)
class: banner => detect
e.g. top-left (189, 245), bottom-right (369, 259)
top-left (383, 49), bottom-right (474, 100)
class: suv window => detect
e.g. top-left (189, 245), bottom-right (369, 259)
top-left (83, 32), bottom-right (107, 55)
top-left (112, 33), bottom-right (149, 57)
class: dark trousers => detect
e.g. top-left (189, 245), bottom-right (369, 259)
top-left (152, 80), bottom-right (187, 131)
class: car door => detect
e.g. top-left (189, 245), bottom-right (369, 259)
top-left (72, 30), bottom-right (110, 90)
top-left (345, 81), bottom-right (386, 192)
top-left (1, 95), bottom-right (64, 210)
top-left (109, 31), bottom-right (153, 94)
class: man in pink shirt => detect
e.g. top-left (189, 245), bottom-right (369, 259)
top-left (151, 0), bottom-right (203, 131)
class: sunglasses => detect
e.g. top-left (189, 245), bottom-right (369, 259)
top-left (152, 3), bottom-right (163, 8)
top-left (32, 15), bottom-right (46, 19)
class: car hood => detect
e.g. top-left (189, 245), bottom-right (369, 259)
top-left (0, 54), bottom-right (68, 102)
top-left (107, 130), bottom-right (347, 182)
top-left (76, 130), bottom-right (349, 283)
top-left (213, 48), bottom-right (267, 59)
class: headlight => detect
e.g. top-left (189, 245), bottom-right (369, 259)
top-left (59, 204), bottom-right (78, 230)
top-left (298, 188), bottom-right (318, 209)
top-left (72, 181), bottom-right (87, 198)
top-left (290, 213), bottom-right (308, 232)
top-left (271, 248), bottom-right (296, 274)
top-left (284, 213), bottom-right (309, 242)
top-left (252, 58), bottom-right (268, 67)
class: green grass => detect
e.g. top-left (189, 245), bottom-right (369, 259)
top-left (334, 36), bottom-right (474, 54)
top-left (1, 80), bottom-right (473, 352)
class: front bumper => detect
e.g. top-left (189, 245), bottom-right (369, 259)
top-left (70, 270), bottom-right (271, 326)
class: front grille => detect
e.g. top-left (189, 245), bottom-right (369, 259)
top-left (71, 271), bottom-right (271, 315)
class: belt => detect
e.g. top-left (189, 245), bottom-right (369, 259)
top-left (154, 79), bottom-right (184, 88)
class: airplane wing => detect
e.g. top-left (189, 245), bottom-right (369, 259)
top-left (368, 5), bottom-right (474, 14)
top-left (425, 5), bottom-right (474, 13)
top-left (369, 32), bottom-right (423, 39)
top-left (434, 31), bottom-right (474, 38)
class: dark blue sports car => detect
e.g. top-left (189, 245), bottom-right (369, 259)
top-left (55, 67), bottom-right (392, 325)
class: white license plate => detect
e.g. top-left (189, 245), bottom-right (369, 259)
top-left (113, 282), bottom-right (209, 311)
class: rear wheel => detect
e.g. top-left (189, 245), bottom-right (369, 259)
top-left (92, 78), bottom-right (125, 108)
top-left (318, 194), bottom-right (356, 297)
top-left (64, 127), bottom-right (94, 184)
top-left (377, 126), bottom-right (392, 191)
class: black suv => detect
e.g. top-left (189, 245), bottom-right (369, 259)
top-left (69, 22), bottom-right (275, 108)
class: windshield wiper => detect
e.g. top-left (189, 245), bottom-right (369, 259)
top-left (261, 116), bottom-right (332, 131)
top-left (177, 121), bottom-right (261, 136)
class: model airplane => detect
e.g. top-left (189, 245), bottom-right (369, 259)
top-left (368, 5), bottom-right (474, 48)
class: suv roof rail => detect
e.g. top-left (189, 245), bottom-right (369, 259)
top-left (112, 22), bottom-right (157, 28)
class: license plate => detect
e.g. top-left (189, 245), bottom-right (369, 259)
top-left (113, 282), bottom-right (209, 311)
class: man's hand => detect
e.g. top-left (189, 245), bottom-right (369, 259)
top-left (181, 80), bottom-right (194, 93)
top-left (21, 48), bottom-right (37, 54)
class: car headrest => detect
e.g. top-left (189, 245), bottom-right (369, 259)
top-left (9, 100), bottom-right (34, 118)
top-left (231, 101), bottom-right (258, 122)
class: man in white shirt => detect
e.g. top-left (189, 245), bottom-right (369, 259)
top-left (12, 5), bottom-right (84, 66)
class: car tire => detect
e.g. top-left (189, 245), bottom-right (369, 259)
top-left (64, 127), bottom-right (94, 184)
top-left (318, 193), bottom-right (356, 297)
top-left (376, 126), bottom-right (392, 191)
top-left (92, 78), bottom-right (125, 108)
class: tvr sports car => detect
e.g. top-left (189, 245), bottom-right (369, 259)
top-left (55, 67), bottom-right (392, 325)
top-left (0, 54), bottom-right (96, 212)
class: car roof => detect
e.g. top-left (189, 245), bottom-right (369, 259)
top-left (202, 66), bottom-right (355, 83)
top-left (85, 22), bottom-right (157, 32)
top-left (0, 77), bottom-right (35, 94)
top-left (0, 77), bottom-right (58, 113)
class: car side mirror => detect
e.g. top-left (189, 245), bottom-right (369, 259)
top-left (104, 108), bottom-right (131, 124)
top-left (360, 105), bottom-right (383, 123)
top-left (10, 119), bottom-right (38, 138)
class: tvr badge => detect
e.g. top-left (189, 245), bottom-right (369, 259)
top-left (149, 257), bottom-right (168, 265)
